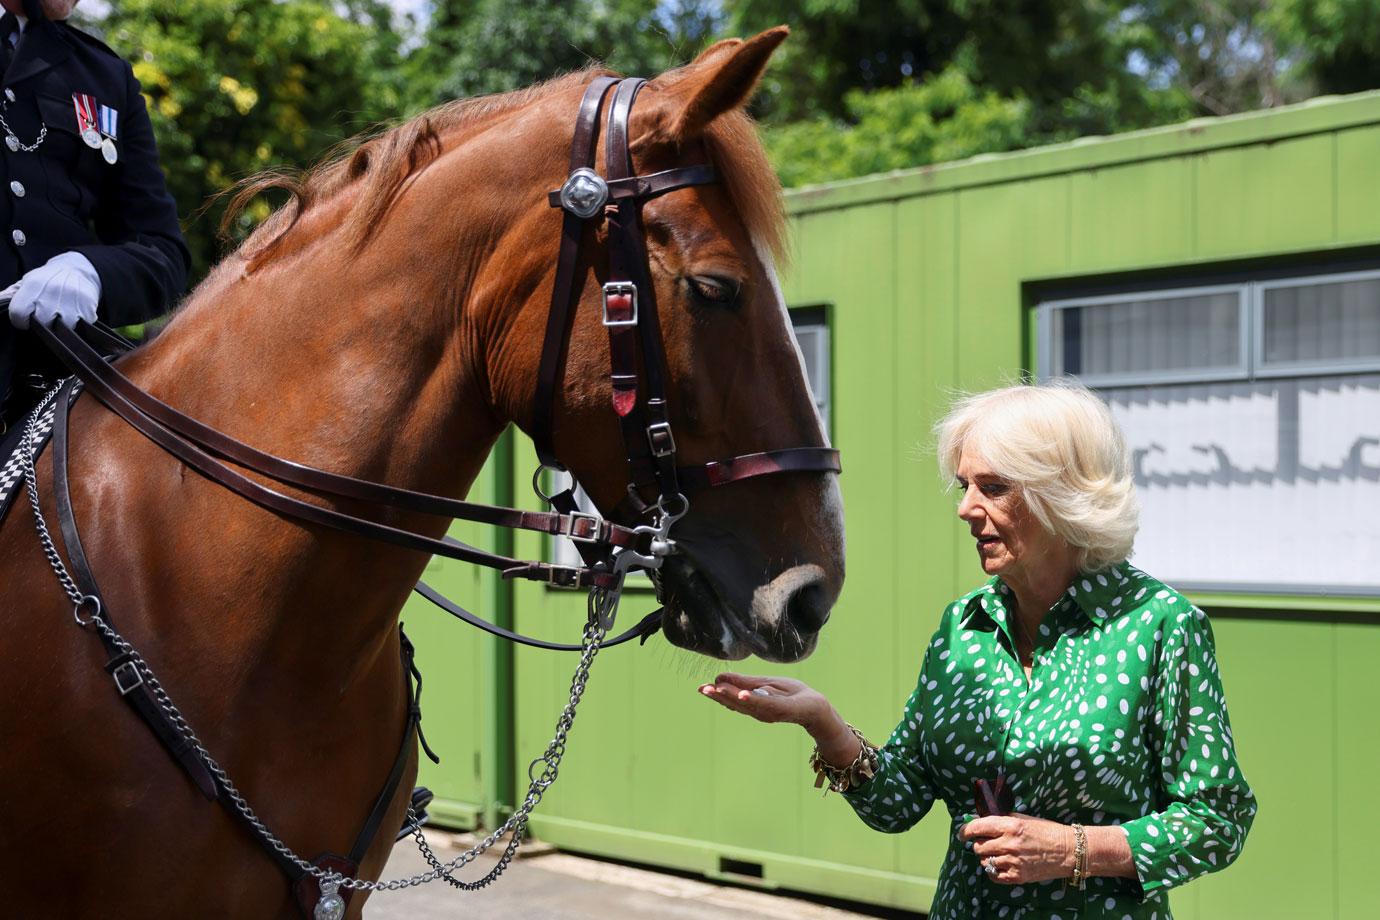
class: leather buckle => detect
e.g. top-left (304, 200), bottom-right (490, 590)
top-left (565, 511), bottom-right (604, 544)
top-left (547, 565), bottom-right (582, 588)
top-left (602, 282), bottom-right (638, 328)
top-left (647, 421), bottom-right (676, 458)
top-left (112, 660), bottom-right (144, 696)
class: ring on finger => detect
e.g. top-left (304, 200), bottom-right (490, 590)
top-left (982, 858), bottom-right (996, 875)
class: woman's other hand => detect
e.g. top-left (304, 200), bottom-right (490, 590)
top-left (960, 814), bottom-right (1076, 884)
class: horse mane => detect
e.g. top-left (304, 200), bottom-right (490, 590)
top-left (222, 65), bottom-right (787, 273)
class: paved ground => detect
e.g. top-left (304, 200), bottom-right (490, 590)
top-left (365, 831), bottom-right (922, 919)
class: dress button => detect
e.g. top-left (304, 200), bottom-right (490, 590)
top-left (3, 89), bottom-right (13, 103)
top-left (9, 180), bottom-right (23, 197)
top-left (4, 135), bottom-right (17, 152)
top-left (12, 229), bottom-right (25, 246)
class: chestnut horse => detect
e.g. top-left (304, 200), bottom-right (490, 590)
top-left (0, 27), bottom-right (843, 918)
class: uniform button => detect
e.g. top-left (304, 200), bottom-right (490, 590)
top-left (9, 180), bottom-right (22, 197)
top-left (3, 89), bottom-right (13, 103)
top-left (12, 229), bottom-right (25, 246)
top-left (4, 135), bottom-right (17, 152)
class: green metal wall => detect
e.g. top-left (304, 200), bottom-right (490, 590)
top-left (421, 91), bottom-right (1380, 917)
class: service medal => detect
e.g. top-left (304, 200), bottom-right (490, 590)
top-left (97, 103), bottom-right (119, 163)
top-left (72, 93), bottom-right (101, 148)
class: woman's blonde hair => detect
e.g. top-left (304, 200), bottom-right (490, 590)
top-left (935, 379), bottom-right (1139, 571)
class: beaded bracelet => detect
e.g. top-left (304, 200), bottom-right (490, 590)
top-left (808, 723), bottom-right (879, 795)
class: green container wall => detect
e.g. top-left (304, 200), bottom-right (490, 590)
top-left (420, 91), bottom-right (1380, 917)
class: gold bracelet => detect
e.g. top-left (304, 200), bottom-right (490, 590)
top-left (1070, 823), bottom-right (1088, 890)
top-left (807, 723), bottom-right (879, 795)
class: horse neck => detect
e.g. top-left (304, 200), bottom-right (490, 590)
top-left (106, 127), bottom-right (563, 665)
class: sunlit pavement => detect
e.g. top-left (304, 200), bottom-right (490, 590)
top-left (364, 831), bottom-right (918, 919)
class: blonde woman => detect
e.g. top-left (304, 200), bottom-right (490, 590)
top-left (699, 381), bottom-right (1255, 919)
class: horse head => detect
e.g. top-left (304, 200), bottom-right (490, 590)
top-left (488, 30), bottom-right (846, 662)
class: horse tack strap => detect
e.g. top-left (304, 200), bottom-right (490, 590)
top-left (414, 580), bottom-right (663, 651)
top-left (543, 164), bottom-right (716, 209)
top-left (532, 76), bottom-right (618, 466)
top-left (50, 381), bottom-right (220, 800)
top-left (628, 447), bottom-right (844, 491)
top-left (35, 324), bottom-right (624, 591)
top-left (53, 387), bottom-right (429, 910)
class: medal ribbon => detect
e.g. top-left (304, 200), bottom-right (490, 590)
top-left (98, 104), bottom-right (117, 139)
top-left (72, 93), bottom-right (97, 135)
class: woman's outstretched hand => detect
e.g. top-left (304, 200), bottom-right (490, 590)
top-left (697, 674), bottom-right (827, 728)
top-left (698, 674), bottom-right (862, 767)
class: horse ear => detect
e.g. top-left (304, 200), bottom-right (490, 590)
top-left (648, 26), bottom-right (789, 144)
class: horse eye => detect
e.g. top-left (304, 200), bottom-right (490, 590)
top-left (686, 275), bottom-right (741, 308)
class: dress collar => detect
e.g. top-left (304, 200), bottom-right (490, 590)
top-left (959, 561), bottom-right (1135, 631)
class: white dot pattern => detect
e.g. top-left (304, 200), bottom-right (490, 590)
top-left (840, 563), bottom-right (1256, 918)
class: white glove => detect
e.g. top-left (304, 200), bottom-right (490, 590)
top-left (5, 251), bottom-right (102, 330)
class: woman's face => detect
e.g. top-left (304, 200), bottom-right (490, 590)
top-left (954, 446), bottom-right (1064, 585)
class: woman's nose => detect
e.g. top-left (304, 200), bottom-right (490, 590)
top-left (956, 486), bottom-right (981, 521)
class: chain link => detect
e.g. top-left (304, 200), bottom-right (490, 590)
top-left (0, 106), bottom-right (48, 153)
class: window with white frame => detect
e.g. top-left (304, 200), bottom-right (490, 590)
top-left (551, 307), bottom-right (832, 571)
top-left (1039, 269), bottom-right (1380, 595)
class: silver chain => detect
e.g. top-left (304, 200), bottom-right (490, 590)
top-left (19, 388), bottom-right (623, 894)
top-left (0, 104), bottom-right (47, 153)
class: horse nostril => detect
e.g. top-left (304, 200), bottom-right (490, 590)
top-left (785, 582), bottom-right (830, 634)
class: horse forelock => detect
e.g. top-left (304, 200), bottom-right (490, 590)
top-left (698, 109), bottom-right (788, 268)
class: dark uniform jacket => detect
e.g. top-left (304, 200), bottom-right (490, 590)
top-left (0, 0), bottom-right (189, 420)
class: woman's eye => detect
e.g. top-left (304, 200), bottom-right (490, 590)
top-left (687, 276), bottom-right (740, 307)
top-left (981, 483), bottom-right (1010, 497)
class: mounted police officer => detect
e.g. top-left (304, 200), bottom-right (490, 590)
top-left (0, 0), bottom-right (188, 433)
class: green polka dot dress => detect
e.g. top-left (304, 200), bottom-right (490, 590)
top-left (841, 563), bottom-right (1255, 919)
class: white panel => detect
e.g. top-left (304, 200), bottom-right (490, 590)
top-left (1105, 375), bottom-right (1380, 592)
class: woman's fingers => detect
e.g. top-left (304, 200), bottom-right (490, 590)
top-left (714, 673), bottom-right (776, 690)
top-left (697, 682), bottom-right (797, 723)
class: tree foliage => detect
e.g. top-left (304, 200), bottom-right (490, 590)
top-left (400, 0), bottom-right (722, 110)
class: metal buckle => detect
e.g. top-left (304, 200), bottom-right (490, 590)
top-left (646, 421), bottom-right (676, 458)
top-left (112, 660), bottom-right (144, 696)
top-left (547, 565), bottom-right (582, 588)
top-left (558, 167), bottom-right (609, 219)
top-left (565, 511), bottom-right (603, 544)
top-left (601, 282), bottom-right (639, 328)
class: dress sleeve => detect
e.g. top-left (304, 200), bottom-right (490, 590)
top-left (1120, 605), bottom-right (1257, 895)
top-left (840, 649), bottom-right (940, 834)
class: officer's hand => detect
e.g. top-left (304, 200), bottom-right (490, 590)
top-left (5, 251), bottom-right (102, 330)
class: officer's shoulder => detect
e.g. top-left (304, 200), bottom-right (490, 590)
top-left (55, 20), bottom-right (125, 64)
